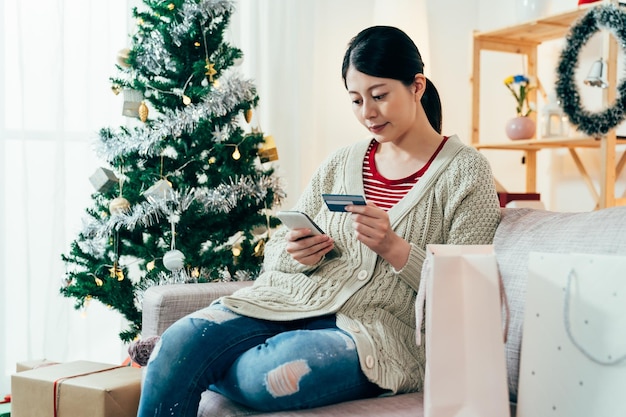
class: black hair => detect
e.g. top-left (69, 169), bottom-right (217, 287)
top-left (342, 26), bottom-right (442, 133)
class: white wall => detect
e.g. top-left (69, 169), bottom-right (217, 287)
top-left (232, 0), bottom-right (623, 213)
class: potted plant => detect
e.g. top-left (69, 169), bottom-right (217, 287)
top-left (504, 74), bottom-right (536, 140)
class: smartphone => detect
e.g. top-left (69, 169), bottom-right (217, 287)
top-left (276, 211), bottom-right (325, 235)
top-left (322, 194), bottom-right (367, 212)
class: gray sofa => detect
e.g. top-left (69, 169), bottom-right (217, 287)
top-left (141, 205), bottom-right (626, 417)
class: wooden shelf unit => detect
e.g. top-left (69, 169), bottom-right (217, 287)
top-left (471, 2), bottom-right (625, 209)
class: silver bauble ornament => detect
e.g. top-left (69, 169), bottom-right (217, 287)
top-left (163, 249), bottom-right (185, 271)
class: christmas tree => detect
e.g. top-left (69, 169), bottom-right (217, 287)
top-left (60, 0), bottom-right (285, 342)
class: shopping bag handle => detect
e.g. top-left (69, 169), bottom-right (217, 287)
top-left (564, 269), bottom-right (626, 366)
top-left (415, 257), bottom-right (429, 346)
top-left (500, 272), bottom-right (510, 344)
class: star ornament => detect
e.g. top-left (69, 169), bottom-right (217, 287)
top-left (205, 59), bottom-right (217, 82)
top-left (212, 126), bottom-right (226, 143)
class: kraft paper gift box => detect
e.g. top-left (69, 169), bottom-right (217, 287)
top-left (11, 360), bottom-right (141, 417)
top-left (15, 359), bottom-right (60, 372)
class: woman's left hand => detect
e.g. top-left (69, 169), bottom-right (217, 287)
top-left (346, 202), bottom-right (410, 270)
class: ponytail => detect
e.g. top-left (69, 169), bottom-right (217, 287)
top-left (422, 78), bottom-right (442, 134)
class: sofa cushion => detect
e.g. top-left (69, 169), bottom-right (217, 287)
top-left (197, 390), bottom-right (423, 417)
top-left (494, 206), bottom-right (626, 401)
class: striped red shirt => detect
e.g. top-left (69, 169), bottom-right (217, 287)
top-left (362, 137), bottom-right (448, 211)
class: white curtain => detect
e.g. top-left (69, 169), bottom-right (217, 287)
top-left (0, 0), bottom-right (133, 395)
top-left (0, 0), bottom-right (430, 396)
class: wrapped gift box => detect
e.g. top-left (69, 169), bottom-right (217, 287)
top-left (15, 359), bottom-right (59, 372)
top-left (11, 361), bottom-right (141, 417)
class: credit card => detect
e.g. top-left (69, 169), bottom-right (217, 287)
top-left (322, 194), bottom-right (366, 212)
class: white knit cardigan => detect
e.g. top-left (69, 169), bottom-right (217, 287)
top-left (221, 135), bottom-right (501, 393)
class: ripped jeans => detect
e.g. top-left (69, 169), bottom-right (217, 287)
top-left (136, 303), bottom-right (383, 417)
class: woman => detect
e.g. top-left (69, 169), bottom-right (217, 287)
top-left (136, 25), bottom-right (500, 416)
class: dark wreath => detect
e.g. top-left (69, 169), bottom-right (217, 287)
top-left (556, 4), bottom-right (626, 136)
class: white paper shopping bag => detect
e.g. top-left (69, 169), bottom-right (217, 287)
top-left (517, 252), bottom-right (626, 417)
top-left (417, 244), bottom-right (510, 417)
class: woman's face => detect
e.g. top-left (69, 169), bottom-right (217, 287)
top-left (345, 66), bottom-right (421, 144)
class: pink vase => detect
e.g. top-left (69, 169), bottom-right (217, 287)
top-left (505, 116), bottom-right (536, 140)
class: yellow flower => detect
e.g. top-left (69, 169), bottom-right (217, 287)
top-left (504, 74), bottom-right (535, 117)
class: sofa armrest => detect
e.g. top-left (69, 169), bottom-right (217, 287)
top-left (141, 281), bottom-right (253, 337)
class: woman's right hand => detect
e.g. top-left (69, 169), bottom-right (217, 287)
top-left (284, 229), bottom-right (335, 265)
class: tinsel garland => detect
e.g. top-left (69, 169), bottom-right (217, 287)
top-left (134, 30), bottom-right (177, 76)
top-left (95, 72), bottom-right (257, 160)
top-left (81, 174), bottom-right (285, 243)
top-left (556, 3), bottom-right (626, 136)
top-left (133, 0), bottom-right (235, 74)
top-left (171, 0), bottom-right (235, 46)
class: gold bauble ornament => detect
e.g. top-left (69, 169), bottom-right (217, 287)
top-left (117, 48), bottom-right (131, 68)
top-left (254, 239), bottom-right (265, 257)
top-left (109, 196), bottom-right (131, 214)
top-left (244, 108), bottom-right (253, 123)
top-left (138, 101), bottom-right (149, 122)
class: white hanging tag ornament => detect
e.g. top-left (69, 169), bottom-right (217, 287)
top-left (122, 89), bottom-right (144, 118)
top-left (258, 135), bottom-right (279, 163)
top-left (89, 167), bottom-right (119, 193)
top-left (143, 178), bottom-right (174, 201)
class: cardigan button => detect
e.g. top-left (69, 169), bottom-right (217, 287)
top-left (357, 270), bottom-right (368, 280)
top-left (365, 355), bottom-right (375, 368)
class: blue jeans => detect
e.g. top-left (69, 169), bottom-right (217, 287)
top-left (137, 304), bottom-right (383, 417)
